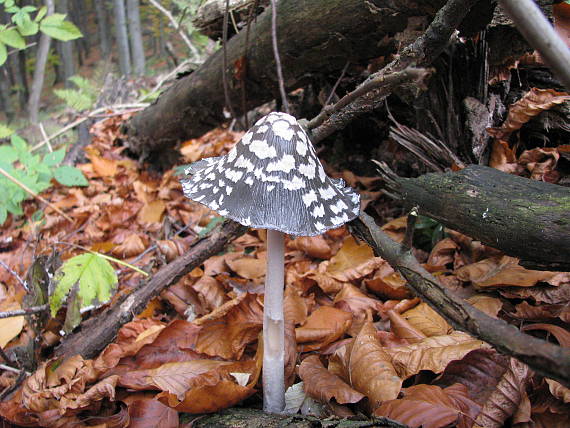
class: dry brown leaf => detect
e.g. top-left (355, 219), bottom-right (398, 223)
top-left (388, 310), bottom-right (427, 343)
top-left (455, 256), bottom-right (559, 288)
top-left (546, 379), bottom-right (570, 403)
top-left (299, 355), bottom-right (365, 405)
top-left (0, 300), bottom-right (24, 348)
top-left (112, 234), bottom-right (147, 258)
top-left (513, 302), bottom-right (570, 322)
top-left (363, 266), bottom-right (412, 300)
top-left (522, 323), bottom-right (570, 347)
top-left (125, 397), bottom-right (179, 428)
top-left (306, 270), bottom-right (346, 294)
top-left (381, 216), bottom-right (408, 243)
top-left (225, 254), bottom-right (265, 280)
top-left (326, 236), bottom-right (384, 282)
top-left (519, 147), bottom-right (560, 181)
top-left (401, 302), bottom-right (451, 337)
top-left (192, 275), bottom-right (229, 311)
top-left (386, 331), bottom-right (488, 379)
top-left (86, 147), bottom-right (119, 177)
top-left (427, 238), bottom-right (459, 267)
top-left (194, 293), bottom-right (263, 359)
top-left (467, 295), bottom-right (503, 318)
top-left (288, 235), bottom-right (333, 259)
top-left (336, 321), bottom-right (402, 410)
top-left (138, 200), bottom-right (166, 224)
top-left (487, 88), bottom-right (570, 140)
top-left (296, 306), bottom-right (352, 352)
top-left (283, 285), bottom-right (313, 326)
top-left (489, 140), bottom-right (521, 173)
top-left (374, 384), bottom-right (480, 428)
top-left (333, 283), bottom-right (384, 319)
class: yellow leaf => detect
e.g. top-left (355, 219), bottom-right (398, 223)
top-left (0, 301), bottom-right (24, 348)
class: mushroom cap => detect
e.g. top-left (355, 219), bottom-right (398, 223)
top-left (180, 112), bottom-right (360, 236)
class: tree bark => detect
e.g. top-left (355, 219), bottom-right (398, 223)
top-left (56, 0), bottom-right (75, 87)
top-left (384, 165), bottom-right (570, 271)
top-left (113, 0), bottom-right (132, 76)
top-left (126, 0), bottom-right (145, 75)
top-left (95, 0), bottom-right (111, 59)
top-left (124, 0), bottom-right (449, 159)
top-left (28, 0), bottom-right (55, 124)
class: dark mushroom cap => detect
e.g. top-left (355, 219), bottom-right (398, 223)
top-left (180, 112), bottom-right (360, 236)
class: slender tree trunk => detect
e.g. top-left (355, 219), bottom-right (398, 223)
top-left (56, 0), bottom-right (75, 87)
top-left (113, 0), bottom-right (132, 76)
top-left (126, 0), bottom-right (145, 75)
top-left (0, 67), bottom-right (14, 122)
top-left (70, 0), bottom-right (89, 64)
top-left (95, 0), bottom-right (111, 59)
top-left (28, 0), bottom-right (55, 124)
top-left (17, 51), bottom-right (29, 105)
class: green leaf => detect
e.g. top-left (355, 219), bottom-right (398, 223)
top-left (0, 122), bottom-right (14, 138)
top-left (10, 133), bottom-right (28, 152)
top-left (54, 165), bottom-right (88, 186)
top-left (40, 15), bottom-right (82, 41)
top-left (0, 27), bottom-right (25, 49)
top-left (0, 206), bottom-right (7, 225)
top-left (15, 16), bottom-right (38, 37)
top-left (0, 42), bottom-right (6, 66)
top-left (53, 88), bottom-right (94, 111)
top-left (34, 6), bottom-right (47, 23)
top-left (50, 253), bottom-right (118, 317)
top-left (44, 148), bottom-right (66, 166)
top-left (0, 145), bottom-right (18, 163)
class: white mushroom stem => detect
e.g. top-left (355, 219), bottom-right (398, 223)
top-left (262, 229), bottom-right (285, 413)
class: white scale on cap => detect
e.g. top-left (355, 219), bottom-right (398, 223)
top-left (180, 112), bottom-right (360, 236)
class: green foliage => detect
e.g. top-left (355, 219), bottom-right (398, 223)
top-left (414, 215), bottom-right (446, 251)
top-left (50, 253), bottom-right (118, 318)
top-left (0, 122), bottom-right (14, 138)
top-left (0, 134), bottom-right (87, 225)
top-left (0, 1), bottom-right (82, 66)
top-left (54, 75), bottom-right (98, 111)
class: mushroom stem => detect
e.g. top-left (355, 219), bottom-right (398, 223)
top-left (262, 229), bottom-right (285, 413)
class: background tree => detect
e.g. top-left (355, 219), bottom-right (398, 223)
top-left (113, 0), bottom-right (131, 76)
top-left (127, 0), bottom-right (145, 75)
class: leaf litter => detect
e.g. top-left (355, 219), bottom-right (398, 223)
top-left (0, 111), bottom-right (568, 427)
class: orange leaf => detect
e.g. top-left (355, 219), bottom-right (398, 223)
top-left (299, 355), bottom-right (365, 405)
top-left (374, 384), bottom-right (480, 428)
top-left (225, 254), bottom-right (266, 280)
top-left (401, 302), bottom-right (451, 337)
top-left (388, 310), bottom-right (427, 343)
top-left (296, 306), bottom-right (352, 352)
top-left (138, 200), bottom-right (166, 224)
top-left (326, 236), bottom-right (383, 282)
top-left (288, 235), bottom-right (333, 259)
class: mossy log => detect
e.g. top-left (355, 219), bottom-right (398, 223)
top-left (391, 165), bottom-right (570, 271)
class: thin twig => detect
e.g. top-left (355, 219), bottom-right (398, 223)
top-left (30, 103), bottom-right (149, 152)
top-left (324, 61), bottom-right (350, 107)
top-left (0, 347), bottom-right (16, 367)
top-left (38, 123), bottom-right (52, 152)
top-left (270, 0), bottom-right (289, 114)
top-left (0, 260), bottom-right (27, 291)
top-left (0, 166), bottom-right (73, 222)
top-left (0, 364), bottom-right (23, 374)
top-left (0, 305), bottom-right (49, 320)
top-left (147, 0), bottom-right (200, 59)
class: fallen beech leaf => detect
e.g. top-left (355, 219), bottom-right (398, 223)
top-left (306, 270), bottom-right (346, 294)
top-left (499, 284), bottom-right (570, 305)
top-left (333, 283), bottom-right (384, 319)
top-left (225, 255), bottom-right (265, 280)
top-left (334, 322), bottom-right (402, 410)
top-left (326, 236), bottom-right (383, 282)
top-left (192, 275), bottom-right (229, 311)
top-left (0, 301), bottom-right (24, 348)
top-left (112, 234), bottom-right (147, 258)
top-left (87, 149), bottom-right (119, 177)
top-left (388, 310), bottom-right (427, 343)
top-left (513, 301), bottom-right (570, 322)
top-left (363, 267), bottom-right (412, 300)
top-left (381, 216), bottom-right (407, 243)
top-left (487, 88), bottom-right (570, 140)
top-left (386, 331), bottom-right (488, 379)
top-left (401, 302), bottom-right (451, 337)
top-left (519, 147), bottom-right (560, 181)
top-left (467, 295), bottom-right (503, 318)
top-left (138, 200), bottom-right (166, 224)
top-left (194, 293), bottom-right (263, 359)
top-left (522, 323), bottom-right (570, 347)
top-left (427, 238), bottom-right (459, 267)
top-left (456, 256), bottom-right (558, 288)
top-left (474, 359), bottom-right (530, 427)
top-left (546, 379), bottom-right (570, 403)
top-left (284, 285), bottom-right (313, 326)
top-left (296, 306), bottom-right (352, 352)
top-left (374, 384), bottom-right (480, 428)
top-left (489, 140), bottom-right (520, 173)
top-left (288, 235), bottom-right (333, 259)
top-left (126, 397), bottom-right (178, 428)
top-left (299, 355), bottom-right (365, 405)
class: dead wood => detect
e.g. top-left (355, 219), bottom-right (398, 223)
top-left (55, 220), bottom-right (247, 360)
top-left (350, 212), bottom-right (570, 388)
top-left (124, 0), bottom-right (454, 161)
top-left (376, 164), bottom-right (570, 271)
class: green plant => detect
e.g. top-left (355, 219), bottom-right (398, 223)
top-left (0, 133), bottom-right (88, 224)
top-left (54, 75), bottom-right (98, 111)
top-left (0, 0), bottom-right (82, 66)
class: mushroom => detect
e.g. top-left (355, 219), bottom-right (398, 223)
top-left (180, 112), bottom-right (360, 413)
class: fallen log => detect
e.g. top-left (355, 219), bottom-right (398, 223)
top-left (378, 164), bottom-right (570, 271)
top-left (124, 0), bottom-right (452, 159)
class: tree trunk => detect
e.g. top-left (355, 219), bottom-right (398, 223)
top-left (387, 165), bottom-right (570, 271)
top-left (113, 0), bottom-right (132, 76)
top-left (126, 0), bottom-right (145, 75)
top-left (95, 0), bottom-right (112, 59)
top-left (28, 0), bottom-right (55, 124)
top-left (0, 67), bottom-right (14, 122)
top-left (70, 0), bottom-right (90, 64)
top-left (56, 0), bottom-right (75, 87)
top-left (123, 0), bottom-right (450, 159)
